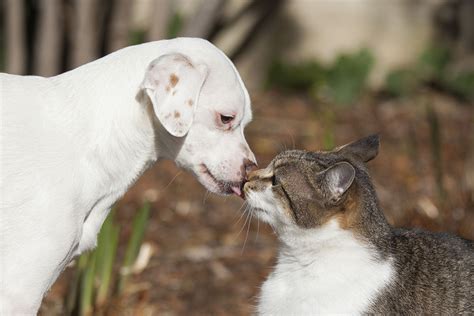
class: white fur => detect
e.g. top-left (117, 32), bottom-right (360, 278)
top-left (0, 38), bottom-right (255, 314)
top-left (246, 186), bottom-right (394, 315)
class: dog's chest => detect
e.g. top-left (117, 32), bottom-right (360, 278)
top-left (258, 235), bottom-right (394, 315)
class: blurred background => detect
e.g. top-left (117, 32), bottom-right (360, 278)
top-left (1, 0), bottom-right (473, 315)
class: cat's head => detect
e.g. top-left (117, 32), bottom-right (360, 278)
top-left (243, 135), bottom-right (379, 233)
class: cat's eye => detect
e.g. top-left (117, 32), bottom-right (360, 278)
top-left (220, 114), bottom-right (234, 124)
top-left (271, 175), bottom-right (277, 186)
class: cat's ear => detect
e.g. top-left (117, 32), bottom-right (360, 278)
top-left (337, 134), bottom-right (379, 163)
top-left (319, 162), bottom-right (355, 202)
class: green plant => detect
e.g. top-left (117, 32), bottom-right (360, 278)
top-left (385, 69), bottom-right (421, 97)
top-left (443, 71), bottom-right (474, 101)
top-left (65, 203), bottom-right (151, 315)
top-left (267, 49), bottom-right (374, 106)
top-left (129, 29), bottom-right (147, 46)
top-left (323, 49), bottom-right (374, 105)
top-left (66, 251), bottom-right (89, 314)
top-left (417, 45), bottom-right (451, 80)
top-left (118, 202), bottom-right (151, 293)
top-left (95, 214), bottom-right (120, 308)
top-left (128, 11), bottom-right (183, 46)
top-left (267, 60), bottom-right (325, 91)
top-left (168, 13), bottom-right (183, 38)
top-left (79, 251), bottom-right (96, 316)
top-left (384, 45), bottom-right (474, 101)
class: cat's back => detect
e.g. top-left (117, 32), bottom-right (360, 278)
top-left (370, 229), bottom-right (474, 315)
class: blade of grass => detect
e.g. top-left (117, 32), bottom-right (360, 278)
top-left (65, 253), bottom-right (89, 315)
top-left (96, 219), bottom-right (120, 307)
top-left (79, 251), bottom-right (97, 316)
top-left (118, 202), bottom-right (151, 293)
top-left (94, 214), bottom-right (110, 288)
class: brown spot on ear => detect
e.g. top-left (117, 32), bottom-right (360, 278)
top-left (165, 85), bottom-right (171, 92)
top-left (174, 111), bottom-right (181, 118)
top-left (170, 74), bottom-right (179, 87)
top-left (187, 99), bottom-right (194, 107)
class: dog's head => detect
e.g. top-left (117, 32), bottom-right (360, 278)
top-left (140, 45), bottom-right (256, 196)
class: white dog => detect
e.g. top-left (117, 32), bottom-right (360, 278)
top-left (0, 37), bottom-right (256, 314)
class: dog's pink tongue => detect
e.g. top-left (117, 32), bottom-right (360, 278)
top-left (231, 186), bottom-right (242, 198)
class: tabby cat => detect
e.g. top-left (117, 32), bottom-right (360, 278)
top-left (243, 135), bottom-right (474, 315)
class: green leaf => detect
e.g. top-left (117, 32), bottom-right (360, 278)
top-left (443, 71), bottom-right (474, 101)
top-left (417, 45), bottom-right (451, 80)
top-left (65, 253), bottom-right (90, 315)
top-left (325, 49), bottom-right (374, 105)
top-left (385, 69), bottom-right (421, 97)
top-left (267, 60), bottom-right (326, 91)
top-left (80, 251), bottom-right (97, 316)
top-left (168, 13), bottom-right (183, 38)
top-left (118, 202), bottom-right (151, 293)
top-left (129, 29), bottom-right (147, 46)
top-left (95, 212), bottom-right (120, 307)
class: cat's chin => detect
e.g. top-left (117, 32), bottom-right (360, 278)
top-left (247, 201), bottom-right (291, 228)
top-left (244, 186), bottom-right (290, 226)
top-left (249, 208), bottom-right (274, 226)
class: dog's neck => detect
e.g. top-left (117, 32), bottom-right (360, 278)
top-left (50, 41), bottom-right (185, 234)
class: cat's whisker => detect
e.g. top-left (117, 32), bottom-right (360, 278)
top-left (233, 202), bottom-right (249, 228)
top-left (235, 212), bottom-right (251, 250)
top-left (231, 200), bottom-right (248, 221)
top-left (234, 205), bottom-right (251, 238)
top-left (240, 208), bottom-right (253, 254)
top-left (255, 215), bottom-right (260, 242)
top-left (162, 170), bottom-right (182, 192)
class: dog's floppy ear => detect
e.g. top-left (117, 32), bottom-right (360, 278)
top-left (141, 53), bottom-right (208, 137)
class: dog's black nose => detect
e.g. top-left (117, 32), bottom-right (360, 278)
top-left (243, 159), bottom-right (258, 179)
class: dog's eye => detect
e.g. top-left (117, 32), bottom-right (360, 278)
top-left (220, 114), bottom-right (234, 124)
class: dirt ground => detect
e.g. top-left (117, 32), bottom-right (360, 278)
top-left (41, 90), bottom-right (474, 315)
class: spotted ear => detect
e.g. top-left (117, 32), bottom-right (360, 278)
top-left (141, 53), bottom-right (208, 137)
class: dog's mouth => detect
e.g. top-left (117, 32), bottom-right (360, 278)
top-left (199, 164), bottom-right (245, 198)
